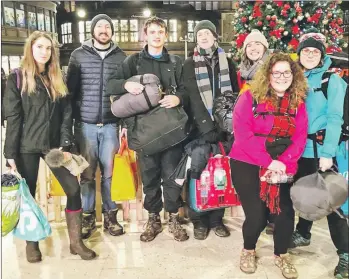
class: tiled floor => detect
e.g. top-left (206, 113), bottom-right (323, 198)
top-left (1, 217), bottom-right (339, 279)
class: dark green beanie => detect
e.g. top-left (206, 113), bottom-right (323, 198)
top-left (194, 20), bottom-right (217, 41)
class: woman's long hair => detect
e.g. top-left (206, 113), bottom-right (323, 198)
top-left (21, 31), bottom-right (67, 100)
top-left (240, 45), bottom-right (267, 69)
top-left (250, 53), bottom-right (308, 109)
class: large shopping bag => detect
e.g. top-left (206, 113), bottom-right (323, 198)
top-left (49, 173), bottom-right (66, 196)
top-left (13, 178), bottom-right (52, 241)
top-left (111, 137), bottom-right (138, 201)
top-left (1, 173), bottom-right (21, 237)
top-left (189, 143), bottom-right (240, 212)
top-left (337, 141), bottom-right (349, 215)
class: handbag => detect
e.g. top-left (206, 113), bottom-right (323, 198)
top-left (188, 143), bottom-right (240, 212)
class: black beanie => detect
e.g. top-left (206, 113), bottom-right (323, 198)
top-left (297, 28), bottom-right (326, 57)
top-left (90, 14), bottom-right (114, 36)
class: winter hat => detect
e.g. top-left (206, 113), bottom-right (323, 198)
top-left (194, 20), bottom-right (218, 41)
top-left (90, 14), bottom-right (114, 36)
top-left (297, 28), bottom-right (326, 57)
top-left (243, 29), bottom-right (269, 52)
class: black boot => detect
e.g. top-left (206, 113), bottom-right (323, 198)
top-left (65, 210), bottom-right (97, 260)
top-left (193, 223), bottom-right (209, 240)
top-left (81, 211), bottom-right (96, 239)
top-left (140, 213), bottom-right (163, 242)
top-left (26, 241), bottom-right (42, 263)
top-left (103, 209), bottom-right (124, 236)
top-left (212, 223), bottom-right (230, 237)
top-left (168, 213), bottom-right (189, 242)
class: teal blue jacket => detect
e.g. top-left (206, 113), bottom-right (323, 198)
top-left (302, 56), bottom-right (347, 159)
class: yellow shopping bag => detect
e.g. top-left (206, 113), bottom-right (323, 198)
top-left (111, 137), bottom-right (137, 201)
top-left (50, 173), bottom-right (66, 196)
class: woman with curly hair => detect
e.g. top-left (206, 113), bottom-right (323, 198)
top-left (229, 53), bottom-right (308, 279)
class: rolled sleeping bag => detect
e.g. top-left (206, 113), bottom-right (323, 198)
top-left (111, 73), bottom-right (162, 118)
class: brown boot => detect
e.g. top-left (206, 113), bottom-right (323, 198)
top-left (140, 213), bottom-right (163, 242)
top-left (26, 241), bottom-right (42, 263)
top-left (103, 209), bottom-right (124, 236)
top-left (65, 209), bottom-right (97, 260)
top-left (168, 213), bottom-right (189, 242)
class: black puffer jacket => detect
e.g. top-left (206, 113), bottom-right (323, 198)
top-left (183, 54), bottom-right (239, 137)
top-left (3, 70), bottom-right (72, 159)
top-left (66, 39), bottom-right (126, 124)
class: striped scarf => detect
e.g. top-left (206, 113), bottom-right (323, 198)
top-left (193, 42), bottom-right (232, 116)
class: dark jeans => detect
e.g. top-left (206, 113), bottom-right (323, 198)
top-left (294, 157), bottom-right (349, 254)
top-left (188, 207), bottom-right (225, 228)
top-left (16, 153), bottom-right (82, 210)
top-left (230, 159), bottom-right (295, 256)
top-left (138, 144), bottom-right (183, 214)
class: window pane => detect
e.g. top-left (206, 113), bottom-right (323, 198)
top-left (206, 1), bottom-right (212, 10)
top-left (61, 24), bottom-right (65, 35)
top-left (120, 20), bottom-right (128, 31)
top-left (79, 21), bottom-right (85, 33)
top-left (45, 14), bottom-right (51, 32)
top-left (68, 35), bottom-right (72, 43)
top-left (130, 19), bottom-right (138, 32)
top-left (15, 3), bottom-right (26, 28)
top-left (79, 33), bottom-right (85, 43)
top-left (187, 32), bottom-right (194, 42)
top-left (130, 32), bottom-right (138, 42)
top-left (37, 8), bottom-right (45, 30)
top-left (121, 32), bottom-right (128, 42)
top-left (86, 21), bottom-right (91, 33)
top-left (67, 23), bottom-right (72, 34)
top-left (2, 56), bottom-right (9, 76)
top-left (4, 2), bottom-right (15, 27)
top-left (28, 7), bottom-right (37, 30)
top-left (112, 20), bottom-right (119, 32)
top-left (114, 34), bottom-right (119, 43)
top-left (195, 1), bottom-right (201, 10)
top-left (51, 13), bottom-right (56, 32)
top-left (188, 20), bottom-right (194, 32)
top-left (86, 33), bottom-right (91, 40)
top-left (9, 56), bottom-right (20, 71)
top-left (169, 19), bottom-right (177, 32)
top-left (212, 1), bottom-right (218, 10)
top-left (169, 32), bottom-right (177, 42)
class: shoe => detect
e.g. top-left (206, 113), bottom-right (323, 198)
top-left (274, 254), bottom-right (298, 279)
top-left (266, 223), bottom-right (274, 235)
top-left (26, 241), bottom-right (42, 263)
top-left (140, 213), bottom-right (163, 242)
top-left (103, 209), bottom-right (124, 236)
top-left (66, 209), bottom-right (97, 260)
top-left (168, 212), bottom-right (189, 242)
top-left (81, 211), bottom-right (97, 239)
top-left (193, 223), bottom-right (209, 240)
top-left (212, 224), bottom-right (230, 237)
top-left (289, 231), bottom-right (311, 248)
top-left (240, 249), bottom-right (257, 274)
top-left (334, 253), bottom-right (348, 279)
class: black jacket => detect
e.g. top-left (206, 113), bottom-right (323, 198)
top-left (3, 70), bottom-right (72, 159)
top-left (66, 39), bottom-right (126, 124)
top-left (183, 54), bottom-right (239, 137)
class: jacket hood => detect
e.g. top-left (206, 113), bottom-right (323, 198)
top-left (140, 45), bottom-right (170, 62)
top-left (304, 55), bottom-right (332, 77)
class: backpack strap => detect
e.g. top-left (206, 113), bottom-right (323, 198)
top-left (12, 68), bottom-right (22, 90)
top-left (313, 71), bottom-right (332, 99)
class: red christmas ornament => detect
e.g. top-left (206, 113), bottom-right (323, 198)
top-left (328, 13), bottom-right (333, 18)
top-left (296, 7), bottom-right (302, 13)
top-left (241, 17), bottom-right (247, 23)
top-left (269, 21), bottom-right (277, 28)
top-left (337, 18), bottom-right (343, 25)
top-left (274, 1), bottom-right (283, 7)
top-left (284, 4), bottom-right (290, 10)
top-left (307, 17), bottom-right (313, 22)
top-left (292, 25), bottom-right (300, 35)
top-left (279, 27), bottom-right (285, 31)
top-left (271, 15), bottom-right (277, 21)
top-left (257, 21), bottom-right (263, 26)
top-left (266, 15), bottom-right (271, 21)
top-left (281, 9), bottom-right (288, 17)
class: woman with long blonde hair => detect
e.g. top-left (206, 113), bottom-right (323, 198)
top-left (229, 53), bottom-right (308, 279)
top-left (4, 31), bottom-right (96, 262)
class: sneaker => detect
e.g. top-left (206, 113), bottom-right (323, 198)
top-left (289, 231), bottom-right (311, 248)
top-left (168, 213), bottom-right (189, 242)
top-left (274, 254), bottom-right (298, 279)
top-left (240, 249), bottom-right (257, 274)
top-left (334, 253), bottom-right (349, 279)
top-left (103, 209), bottom-right (124, 236)
top-left (212, 224), bottom-right (230, 237)
top-left (81, 211), bottom-right (97, 239)
top-left (140, 213), bottom-right (163, 242)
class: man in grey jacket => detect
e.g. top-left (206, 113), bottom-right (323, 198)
top-left (66, 14), bottom-right (126, 239)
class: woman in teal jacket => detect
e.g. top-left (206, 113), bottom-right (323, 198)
top-left (290, 28), bottom-right (348, 279)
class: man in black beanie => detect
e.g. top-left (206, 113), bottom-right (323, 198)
top-left (66, 14), bottom-right (126, 239)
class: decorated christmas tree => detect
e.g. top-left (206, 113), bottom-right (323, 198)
top-left (231, 0), bottom-right (347, 63)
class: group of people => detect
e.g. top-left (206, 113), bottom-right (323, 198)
top-left (2, 13), bottom-right (348, 279)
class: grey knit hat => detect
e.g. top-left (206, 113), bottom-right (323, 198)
top-left (90, 14), bottom-right (114, 36)
top-left (194, 20), bottom-right (217, 41)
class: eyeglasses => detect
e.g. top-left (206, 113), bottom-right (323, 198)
top-left (302, 48), bottom-right (321, 56)
top-left (271, 71), bottom-right (293, 78)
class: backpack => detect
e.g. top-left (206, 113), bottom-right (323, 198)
top-left (316, 52), bottom-right (349, 142)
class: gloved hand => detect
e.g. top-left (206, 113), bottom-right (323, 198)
top-left (319, 157), bottom-right (333, 172)
top-left (267, 160), bottom-right (286, 173)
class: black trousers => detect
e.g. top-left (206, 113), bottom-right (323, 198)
top-left (294, 157), bottom-right (349, 254)
top-left (230, 159), bottom-right (295, 255)
top-left (138, 144), bottom-right (183, 214)
top-left (188, 207), bottom-right (225, 228)
top-left (16, 153), bottom-right (82, 210)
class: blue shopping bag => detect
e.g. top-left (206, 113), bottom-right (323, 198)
top-left (337, 141), bottom-right (349, 215)
top-left (13, 179), bottom-right (52, 241)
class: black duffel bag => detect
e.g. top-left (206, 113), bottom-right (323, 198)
top-left (127, 105), bottom-right (190, 155)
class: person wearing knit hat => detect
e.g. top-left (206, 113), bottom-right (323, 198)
top-left (90, 14), bottom-right (114, 48)
top-left (194, 20), bottom-right (218, 40)
top-left (291, 28), bottom-right (349, 279)
top-left (238, 30), bottom-right (270, 87)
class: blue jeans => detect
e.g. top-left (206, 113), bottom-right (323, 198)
top-left (74, 122), bottom-right (119, 213)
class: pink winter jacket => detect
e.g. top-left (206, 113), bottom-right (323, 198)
top-left (229, 90), bottom-right (308, 175)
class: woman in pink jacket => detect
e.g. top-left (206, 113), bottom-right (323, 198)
top-left (229, 53), bottom-right (308, 279)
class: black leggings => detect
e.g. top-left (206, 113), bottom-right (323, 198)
top-left (16, 153), bottom-right (82, 210)
top-left (230, 159), bottom-right (295, 256)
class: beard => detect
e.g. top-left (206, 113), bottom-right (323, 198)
top-left (93, 33), bottom-right (112, 45)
